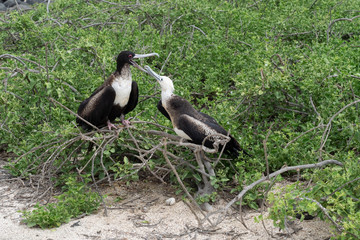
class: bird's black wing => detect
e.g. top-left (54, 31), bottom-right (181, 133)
top-left (176, 113), bottom-right (249, 157)
top-left (123, 81), bottom-right (139, 115)
top-left (77, 86), bottom-right (116, 129)
top-left (177, 114), bottom-right (228, 146)
top-left (197, 111), bottom-right (219, 125)
top-left (157, 100), bottom-right (171, 121)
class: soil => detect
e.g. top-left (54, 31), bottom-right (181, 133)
top-left (0, 158), bottom-right (335, 240)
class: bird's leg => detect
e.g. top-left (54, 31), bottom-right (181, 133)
top-left (201, 151), bottom-right (215, 177)
top-left (107, 120), bottom-right (117, 130)
top-left (120, 114), bottom-right (131, 127)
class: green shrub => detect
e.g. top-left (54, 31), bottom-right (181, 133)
top-left (1, 0), bottom-right (360, 237)
top-left (22, 176), bottom-right (101, 228)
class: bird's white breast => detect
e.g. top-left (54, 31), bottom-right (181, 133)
top-left (112, 77), bottom-right (132, 107)
top-left (161, 91), bottom-right (173, 109)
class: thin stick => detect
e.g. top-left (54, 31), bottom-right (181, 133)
top-left (309, 95), bottom-right (321, 119)
top-left (348, 75), bottom-right (360, 80)
top-left (189, 25), bottom-right (207, 37)
top-left (47, 0), bottom-right (51, 14)
top-left (160, 51), bottom-right (172, 74)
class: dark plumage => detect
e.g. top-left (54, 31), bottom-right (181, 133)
top-left (76, 51), bottom-right (158, 130)
top-left (145, 66), bottom-right (248, 158)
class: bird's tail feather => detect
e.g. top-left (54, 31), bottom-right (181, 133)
top-left (225, 137), bottom-right (251, 158)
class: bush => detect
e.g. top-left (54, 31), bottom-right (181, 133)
top-left (1, 0), bottom-right (359, 236)
top-left (22, 176), bottom-right (101, 228)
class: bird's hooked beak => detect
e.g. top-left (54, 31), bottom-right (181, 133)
top-left (130, 53), bottom-right (159, 73)
top-left (144, 65), bottom-right (162, 82)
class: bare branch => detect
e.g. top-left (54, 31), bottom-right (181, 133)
top-left (309, 95), bottom-right (321, 119)
top-left (276, 31), bottom-right (313, 40)
top-left (260, 177), bottom-right (277, 238)
top-left (62, 81), bottom-right (80, 95)
top-left (160, 51), bottom-right (172, 74)
top-left (309, 0), bottom-right (319, 9)
top-left (348, 75), bottom-right (360, 80)
top-left (189, 25), bottom-right (207, 37)
top-left (170, 14), bottom-right (184, 35)
top-left (46, 0), bottom-right (52, 14)
top-left (145, 130), bottom-right (183, 141)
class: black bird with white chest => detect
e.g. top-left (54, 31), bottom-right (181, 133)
top-left (144, 65), bottom-right (248, 158)
top-left (76, 51), bottom-right (158, 130)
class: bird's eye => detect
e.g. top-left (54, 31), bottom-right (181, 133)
top-left (128, 54), bottom-right (132, 58)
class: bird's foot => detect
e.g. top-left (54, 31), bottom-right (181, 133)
top-left (121, 119), bottom-right (131, 127)
top-left (107, 120), bottom-right (118, 130)
top-left (120, 114), bottom-right (131, 127)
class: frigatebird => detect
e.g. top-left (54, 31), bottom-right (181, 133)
top-left (144, 65), bottom-right (248, 158)
top-left (76, 51), bottom-right (158, 130)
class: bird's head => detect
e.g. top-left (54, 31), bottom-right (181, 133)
top-left (116, 51), bottom-right (159, 73)
top-left (144, 65), bottom-right (174, 93)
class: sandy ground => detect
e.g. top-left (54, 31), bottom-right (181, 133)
top-left (0, 159), bottom-right (334, 240)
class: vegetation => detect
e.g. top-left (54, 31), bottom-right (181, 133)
top-left (22, 176), bottom-right (101, 228)
top-left (0, 0), bottom-right (359, 238)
